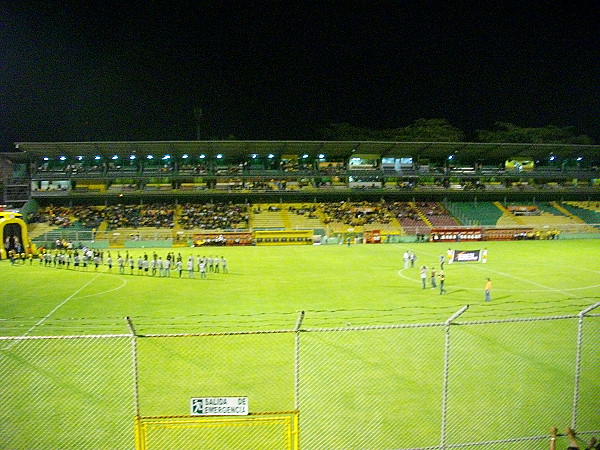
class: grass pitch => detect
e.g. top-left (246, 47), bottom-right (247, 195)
top-left (0, 240), bottom-right (598, 449)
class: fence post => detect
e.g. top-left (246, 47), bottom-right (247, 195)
top-left (440, 305), bottom-right (469, 450)
top-left (125, 317), bottom-right (141, 419)
top-left (294, 310), bottom-right (305, 412)
top-left (571, 301), bottom-right (600, 429)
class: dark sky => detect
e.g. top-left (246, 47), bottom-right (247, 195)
top-left (1, 1), bottom-right (599, 150)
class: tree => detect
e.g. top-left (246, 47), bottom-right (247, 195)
top-left (475, 122), bottom-right (594, 144)
top-left (389, 119), bottom-right (465, 142)
top-left (319, 119), bottom-right (465, 142)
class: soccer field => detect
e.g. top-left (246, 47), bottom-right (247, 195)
top-left (0, 240), bottom-right (598, 449)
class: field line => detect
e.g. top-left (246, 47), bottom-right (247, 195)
top-left (468, 263), bottom-right (582, 298)
top-left (75, 276), bottom-right (128, 300)
top-left (415, 247), bottom-right (584, 297)
top-left (7, 273), bottom-right (102, 346)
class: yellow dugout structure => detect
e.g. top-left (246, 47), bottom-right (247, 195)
top-left (0, 211), bottom-right (36, 259)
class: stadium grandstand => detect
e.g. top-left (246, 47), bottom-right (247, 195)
top-left (1, 140), bottom-right (599, 251)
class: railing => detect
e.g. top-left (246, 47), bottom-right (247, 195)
top-left (0, 305), bottom-right (598, 449)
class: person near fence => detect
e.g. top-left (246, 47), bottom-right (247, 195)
top-left (485, 278), bottom-right (492, 301)
top-left (551, 427), bottom-right (599, 450)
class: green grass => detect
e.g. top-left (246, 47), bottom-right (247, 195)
top-left (0, 240), bottom-right (598, 449)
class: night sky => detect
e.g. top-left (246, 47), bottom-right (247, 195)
top-left (1, 1), bottom-right (599, 150)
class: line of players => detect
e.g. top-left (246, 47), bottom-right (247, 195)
top-left (34, 248), bottom-right (228, 278)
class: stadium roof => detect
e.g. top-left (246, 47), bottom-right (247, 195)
top-left (6, 140), bottom-right (600, 165)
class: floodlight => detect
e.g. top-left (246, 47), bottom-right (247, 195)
top-left (182, 154), bottom-right (189, 159)
top-left (216, 154), bottom-right (223, 159)
top-left (112, 155), bottom-right (119, 160)
top-left (147, 155), bottom-right (153, 159)
top-left (59, 156), bottom-right (66, 161)
top-left (94, 156), bottom-right (101, 160)
top-left (268, 153), bottom-right (274, 159)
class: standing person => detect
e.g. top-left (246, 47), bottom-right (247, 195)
top-left (439, 253), bottom-right (445, 270)
top-left (481, 248), bottom-right (488, 264)
top-left (156, 257), bottom-right (163, 277)
top-left (176, 259), bottom-right (183, 278)
top-left (420, 265), bottom-right (427, 289)
top-left (118, 255), bottom-right (125, 274)
top-left (403, 251), bottom-right (410, 269)
top-left (409, 251), bottom-right (416, 268)
top-left (150, 258), bottom-right (157, 276)
top-left (137, 256), bottom-right (143, 275)
top-left (142, 256), bottom-right (149, 275)
top-left (199, 258), bottom-right (207, 279)
top-left (430, 267), bottom-right (437, 289)
top-left (128, 255), bottom-right (134, 275)
top-left (187, 257), bottom-right (194, 278)
top-left (221, 256), bottom-right (228, 274)
top-left (484, 278), bottom-right (492, 301)
top-left (164, 257), bottom-right (171, 277)
top-left (447, 248), bottom-right (454, 265)
top-left (106, 253), bottom-right (113, 272)
top-left (214, 256), bottom-right (220, 273)
top-left (439, 270), bottom-right (446, 295)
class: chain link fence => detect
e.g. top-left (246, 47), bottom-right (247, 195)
top-left (0, 305), bottom-right (598, 449)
